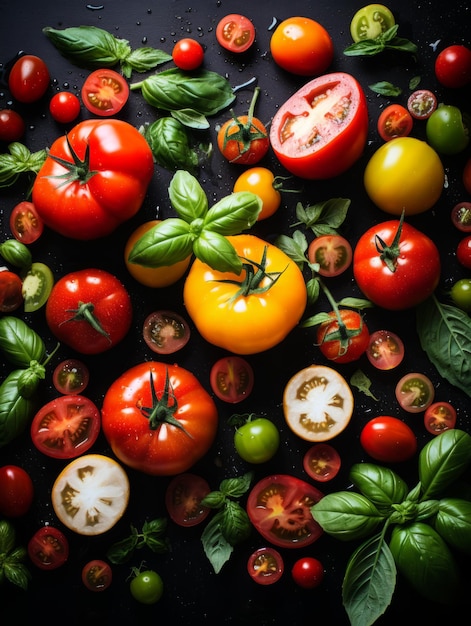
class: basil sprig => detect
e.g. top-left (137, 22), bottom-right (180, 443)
top-left (0, 142), bottom-right (47, 188)
top-left (344, 25), bottom-right (417, 57)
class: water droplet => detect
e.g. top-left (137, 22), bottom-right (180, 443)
top-left (142, 37), bottom-right (148, 44)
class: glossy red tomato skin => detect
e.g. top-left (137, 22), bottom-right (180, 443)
top-left (360, 416), bottom-right (417, 463)
top-left (435, 45), bottom-right (471, 88)
top-left (172, 38), bottom-right (204, 70)
top-left (46, 268), bottom-right (132, 355)
top-left (0, 465), bottom-right (34, 517)
top-left (0, 109), bottom-right (25, 141)
top-left (9, 201), bottom-right (44, 244)
top-left (291, 557), bottom-right (324, 589)
top-left (101, 361), bottom-right (219, 476)
top-left (353, 220), bottom-right (441, 310)
top-left (49, 91), bottom-right (81, 124)
top-left (28, 526), bottom-right (69, 570)
top-left (457, 235), bottom-right (471, 269)
top-left (316, 310), bottom-right (370, 364)
top-left (0, 270), bottom-right (23, 313)
top-left (8, 55), bottom-right (50, 103)
top-left (270, 72), bottom-right (368, 179)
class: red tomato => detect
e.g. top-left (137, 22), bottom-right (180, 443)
top-left (377, 104), bottom-right (413, 141)
top-left (9, 201), bottom-right (44, 244)
top-left (360, 416), bottom-right (417, 463)
top-left (172, 38), bottom-right (204, 70)
top-left (143, 310), bottom-right (191, 355)
top-left (464, 159), bottom-right (471, 195)
top-left (209, 356), bottom-right (254, 403)
top-left (435, 45), bottom-right (471, 88)
top-left (0, 465), bottom-right (34, 517)
top-left (246, 474), bottom-right (324, 549)
top-left (424, 401), bottom-right (457, 435)
top-left (270, 72), bottom-right (369, 179)
top-left (101, 361), bottom-right (219, 476)
top-left (291, 557), bottom-right (324, 589)
top-left (49, 91), bottom-right (81, 124)
top-left (457, 235), bottom-right (471, 269)
top-left (451, 201), bottom-right (471, 233)
top-left (46, 268), bottom-right (132, 355)
top-left (303, 443), bottom-right (341, 482)
top-left (353, 217), bottom-right (440, 310)
top-left (395, 372), bottom-right (434, 413)
top-left (32, 119), bottom-right (154, 240)
top-left (165, 473), bottom-right (211, 527)
top-left (0, 270), bottom-right (23, 313)
top-left (316, 309), bottom-right (370, 364)
top-left (366, 329), bottom-right (405, 370)
top-left (81, 68), bottom-right (129, 116)
top-left (407, 89), bottom-right (437, 120)
top-left (216, 14), bottom-right (255, 53)
top-left (28, 526), bottom-right (69, 570)
top-left (307, 234), bottom-right (352, 277)
top-left (0, 109), bottom-right (25, 141)
top-left (82, 560), bottom-right (113, 592)
top-left (247, 547), bottom-right (284, 585)
top-left (53, 359), bottom-right (90, 395)
top-left (8, 54), bottom-right (50, 103)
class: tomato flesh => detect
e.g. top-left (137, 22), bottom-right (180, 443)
top-left (53, 359), bottom-right (90, 395)
top-left (303, 443), bottom-right (341, 482)
top-left (210, 356), bottom-right (254, 403)
top-left (82, 560), bottom-right (113, 592)
top-left (9, 201), bottom-right (44, 244)
top-left (451, 202), bottom-right (471, 233)
top-left (377, 104), bottom-right (413, 141)
top-left (143, 310), bottom-right (190, 355)
top-left (0, 270), bottom-right (23, 313)
top-left (247, 547), bottom-right (284, 585)
top-left (81, 68), bottom-right (129, 116)
top-left (366, 330), bottom-right (404, 370)
top-left (216, 14), bottom-right (255, 53)
top-left (165, 473), bottom-right (211, 527)
top-left (350, 4), bottom-right (395, 42)
top-left (28, 526), bottom-right (69, 570)
top-left (308, 234), bottom-right (352, 277)
top-left (395, 373), bottom-right (434, 413)
top-left (407, 90), bottom-right (437, 120)
top-left (424, 401), bottom-right (457, 435)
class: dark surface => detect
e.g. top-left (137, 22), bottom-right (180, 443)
top-left (0, 1), bottom-right (470, 624)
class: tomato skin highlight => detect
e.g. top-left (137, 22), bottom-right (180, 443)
top-left (0, 465), bottom-right (34, 517)
top-left (130, 570), bottom-right (164, 604)
top-left (172, 38), bottom-right (204, 70)
top-left (291, 556), bottom-right (324, 589)
top-left (8, 55), bottom-right (50, 103)
top-left (435, 44), bottom-right (471, 88)
top-left (360, 416), bottom-right (417, 463)
top-left (234, 417), bottom-right (280, 463)
top-left (233, 167), bottom-right (281, 220)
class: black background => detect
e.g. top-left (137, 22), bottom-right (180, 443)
top-left (1, 0), bottom-right (470, 624)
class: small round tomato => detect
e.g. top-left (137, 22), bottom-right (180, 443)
top-left (450, 278), bottom-right (471, 312)
top-left (82, 560), bottom-right (113, 592)
top-left (216, 14), bottom-right (255, 53)
top-left (457, 236), bottom-right (471, 269)
top-left (360, 416), bottom-right (417, 463)
top-left (233, 167), bottom-right (281, 220)
top-left (0, 465), bottom-right (34, 517)
top-left (53, 359), bottom-right (90, 395)
top-left (303, 443), bottom-right (341, 482)
top-left (210, 356), bottom-right (254, 403)
top-left (9, 201), bottom-right (44, 244)
top-left (143, 310), bottom-right (190, 355)
top-left (172, 38), bottom-right (204, 70)
top-left (377, 104), bottom-right (413, 141)
top-left (233, 416), bottom-right (280, 463)
top-left (426, 104), bottom-right (469, 155)
top-left (130, 570), bottom-right (164, 604)
top-left (366, 330), bottom-right (405, 370)
top-left (308, 235), bottom-right (353, 277)
top-left (270, 17), bottom-right (333, 76)
top-left (28, 526), bottom-right (69, 570)
top-left (407, 89), bottom-right (437, 120)
top-left (395, 373), bottom-right (435, 413)
top-left (165, 473), bottom-right (211, 527)
top-left (451, 201), bottom-right (471, 233)
top-left (464, 158), bottom-right (471, 194)
top-left (350, 4), bottom-right (395, 42)
top-left (435, 44), bottom-right (471, 88)
top-left (247, 547), bottom-right (284, 585)
top-left (8, 54), bottom-right (50, 103)
top-left (81, 68), bottom-right (129, 116)
top-left (424, 401), bottom-right (457, 435)
top-left (291, 556), bottom-right (324, 589)
top-left (49, 91), bottom-right (81, 124)
top-left (316, 310), bottom-right (370, 364)
top-left (0, 109), bottom-right (25, 142)
top-left (0, 270), bottom-right (23, 313)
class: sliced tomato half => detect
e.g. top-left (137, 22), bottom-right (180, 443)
top-left (165, 473), bottom-right (211, 527)
top-left (81, 68), bottom-right (129, 116)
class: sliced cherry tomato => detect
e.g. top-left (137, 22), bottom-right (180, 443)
top-left (435, 44), bottom-right (471, 88)
top-left (395, 373), bottom-right (435, 413)
top-left (30, 395), bottom-right (101, 459)
top-left (350, 4), bottom-right (395, 42)
top-left (49, 91), bottom-right (81, 124)
top-left (457, 236), bottom-right (471, 269)
top-left (366, 329), bottom-right (405, 370)
top-left (407, 89), bottom-right (437, 120)
top-left (165, 473), bottom-right (211, 527)
top-left (424, 401), bottom-right (457, 435)
top-left (360, 416), bottom-right (417, 463)
top-left (210, 355), bottom-right (254, 403)
top-left (377, 104), bottom-right (413, 141)
top-left (21, 261), bottom-right (54, 312)
top-left (233, 167), bottom-right (282, 220)
top-left (0, 270), bottom-right (23, 313)
top-left (246, 474), bottom-right (324, 549)
top-left (247, 547), bottom-right (284, 585)
top-left (307, 235), bottom-right (353, 277)
top-left (451, 201), bottom-right (471, 233)
top-left (143, 310), bottom-right (190, 355)
top-left (9, 201), bottom-right (44, 244)
top-left (0, 465), bottom-right (34, 517)
top-left (0, 109), bottom-right (25, 142)
top-left (216, 14), bottom-right (255, 53)
top-left (53, 359), bottom-right (90, 395)
top-left (28, 526), bottom-right (69, 570)
top-left (291, 556), bottom-right (324, 589)
top-left (82, 560), bottom-right (113, 592)
top-left (8, 54), bottom-right (50, 103)
top-left (450, 278), bottom-right (471, 312)
top-left (81, 68), bottom-right (129, 116)
top-left (303, 443), bottom-right (341, 482)
top-left (172, 38), bottom-right (204, 70)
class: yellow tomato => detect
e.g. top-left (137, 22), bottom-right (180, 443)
top-left (233, 167), bottom-right (281, 220)
top-left (364, 137), bottom-right (444, 215)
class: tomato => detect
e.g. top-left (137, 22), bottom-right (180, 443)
top-left (183, 234), bottom-right (307, 354)
top-left (364, 137), bottom-right (444, 215)
top-left (210, 356), bottom-right (254, 403)
top-left (8, 54), bottom-right (50, 103)
top-left (426, 104), bottom-right (469, 155)
top-left (316, 309), bottom-right (370, 364)
top-left (457, 235), bottom-right (471, 269)
top-left (360, 416), bottom-right (417, 463)
top-left (28, 526), bottom-right (69, 570)
top-left (464, 158), bottom-right (471, 194)
top-left (53, 358), bottom-right (90, 395)
top-left (407, 89), bottom-right (437, 120)
top-left (350, 4), bottom-right (395, 42)
top-left (21, 261), bottom-right (54, 313)
top-left (247, 547), bottom-right (284, 585)
top-left (0, 109), bottom-right (25, 141)
top-left (9, 201), bottom-right (44, 244)
top-left (0, 465), bottom-right (34, 517)
top-left (307, 235), bottom-right (353, 277)
top-left (424, 401), bottom-right (457, 435)
top-left (46, 268), bottom-right (132, 355)
top-left (49, 91), bottom-right (81, 124)
top-left (270, 72), bottom-right (369, 180)
top-left (51, 454), bottom-right (130, 535)
top-left (165, 473), bottom-right (211, 527)
top-left (233, 167), bottom-right (282, 220)
top-left (143, 310), bottom-right (191, 355)
top-left (0, 270), bottom-right (23, 313)
top-left (353, 217), bottom-right (441, 310)
top-left (81, 68), bottom-right (129, 116)
top-left (395, 373), bottom-right (434, 413)
top-left (291, 556), bottom-right (324, 589)
top-left (215, 14), bottom-right (255, 53)
top-left (450, 278), bottom-right (471, 312)
top-left (366, 329), bottom-right (405, 370)
top-left (377, 104), bottom-right (413, 141)
top-left (451, 201), bottom-right (471, 233)
top-left (246, 474), bottom-right (324, 549)
top-left (283, 365), bottom-right (354, 442)
top-left (130, 570), bottom-right (164, 604)
top-left (270, 17), bottom-right (333, 76)
top-left (32, 119), bottom-right (154, 240)
top-left (172, 38), bottom-right (204, 70)
top-left (435, 44), bottom-right (471, 88)
top-left (82, 560), bottom-right (113, 592)
top-left (303, 443), bottom-right (341, 482)
top-left (30, 395), bottom-right (101, 459)
top-left (101, 361), bottom-right (218, 475)
top-left (233, 416), bottom-right (280, 463)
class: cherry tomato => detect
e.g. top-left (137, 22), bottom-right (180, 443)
top-left (233, 167), bottom-right (281, 220)
top-left (130, 570), bottom-right (164, 604)
top-left (0, 109), bottom-right (25, 142)
top-left (81, 68), bottom-right (129, 116)
top-left (395, 373), bottom-right (435, 413)
top-left (165, 473), bottom-right (211, 527)
top-left (233, 416), bottom-right (280, 463)
top-left (450, 278), bottom-right (471, 312)
top-left (316, 309), bottom-right (370, 364)
top-left (210, 356), bottom-right (254, 403)
top-left (82, 560), bottom-right (113, 592)
top-left (303, 443), bottom-right (341, 482)
top-left (0, 465), bottom-right (34, 517)
top-left (407, 89), bottom-right (437, 120)
top-left (366, 330), bottom-right (405, 370)
top-left (360, 416), bottom-right (417, 463)
top-left (377, 104), bottom-right (413, 141)
top-left (435, 44), bottom-right (471, 88)
top-left (53, 358), bottom-right (90, 395)
top-left (457, 236), bottom-right (471, 269)
top-left (28, 526), bottom-right (69, 570)
top-left (49, 91), bottom-right (81, 124)
top-left (0, 270), bottom-right (23, 313)
top-left (349, 4), bottom-right (395, 42)
top-left (172, 38), bottom-right (204, 70)
top-left (451, 201), bottom-right (471, 233)
top-left (270, 17), bottom-right (333, 76)
top-left (424, 401), bottom-right (457, 435)
top-left (143, 310), bottom-right (191, 355)
top-left (9, 201), bottom-right (44, 244)
top-left (216, 14), bottom-right (255, 53)
top-left (426, 104), bottom-right (469, 155)
top-left (463, 158), bottom-right (471, 194)
top-left (247, 547), bottom-right (284, 585)
top-left (308, 235), bottom-right (352, 277)
top-left (291, 556), bottom-right (324, 589)
top-left (8, 54), bottom-right (50, 103)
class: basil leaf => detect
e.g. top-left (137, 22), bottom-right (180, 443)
top-left (128, 218), bottom-right (194, 268)
top-left (291, 198), bottom-right (350, 234)
top-left (0, 143), bottom-right (46, 188)
top-left (0, 370), bottom-right (37, 448)
top-left (201, 510), bottom-right (233, 574)
top-left (349, 463), bottom-right (408, 512)
top-left (144, 118), bottom-right (199, 174)
top-left (0, 520), bottom-right (16, 553)
top-left (204, 192), bottom-right (262, 235)
top-left (171, 108), bottom-right (210, 130)
top-left (0, 239), bottom-right (32, 270)
top-left (122, 47), bottom-right (172, 77)
top-left (435, 498), bottom-right (471, 555)
top-left (193, 230), bottom-right (242, 274)
top-left (220, 500), bottom-right (251, 545)
top-left (369, 81), bottom-right (402, 96)
top-left (0, 316), bottom-right (46, 367)
top-left (4, 560), bottom-right (30, 590)
top-left (219, 472), bottom-right (253, 498)
top-left (169, 170), bottom-right (208, 222)
top-left (275, 232), bottom-right (309, 268)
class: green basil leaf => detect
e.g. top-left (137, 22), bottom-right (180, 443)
top-left (4, 561), bottom-right (30, 590)
top-left (435, 498), bottom-right (471, 555)
top-left (349, 369), bottom-right (379, 400)
top-left (220, 500), bottom-right (251, 545)
top-left (17, 362), bottom-right (45, 399)
top-left (106, 532), bottom-right (138, 564)
top-left (387, 36), bottom-right (418, 54)
top-left (122, 46), bottom-right (172, 75)
top-left (204, 192), bottom-right (262, 235)
top-left (0, 143), bottom-right (47, 188)
top-left (169, 170), bottom-right (208, 222)
top-left (275, 232), bottom-right (308, 268)
top-left (349, 463), bottom-right (408, 511)
top-left (219, 472), bottom-right (253, 498)
top-left (127, 218), bottom-right (194, 268)
top-left (144, 118), bottom-right (199, 174)
top-left (0, 520), bottom-right (16, 553)
top-left (0, 316), bottom-right (46, 367)
top-left (193, 230), bottom-right (242, 274)
top-left (344, 39), bottom-right (386, 56)
top-left (311, 492), bottom-right (384, 541)
top-left (0, 370), bottom-right (37, 448)
top-left (201, 510), bottom-right (234, 574)
top-left (201, 490), bottom-right (226, 509)
top-left (0, 239), bottom-right (32, 270)
top-left (171, 108), bottom-right (210, 130)
top-left (369, 81), bottom-right (402, 96)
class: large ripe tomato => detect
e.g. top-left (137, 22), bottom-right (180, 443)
top-left (270, 72), bottom-right (368, 179)
top-left (353, 216), bottom-right (440, 310)
top-left (183, 234), bottom-right (307, 354)
top-left (46, 268), bottom-right (132, 354)
top-left (316, 309), bottom-right (370, 364)
top-left (360, 416), bottom-right (417, 463)
top-left (32, 119), bottom-right (154, 240)
top-left (101, 361), bottom-right (219, 475)
top-left (434, 44), bottom-right (471, 88)
top-left (8, 54), bottom-right (50, 103)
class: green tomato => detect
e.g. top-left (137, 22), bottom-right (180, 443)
top-left (450, 278), bottom-right (471, 311)
top-left (130, 570), bottom-right (164, 604)
top-left (234, 417), bottom-right (280, 464)
top-left (426, 104), bottom-right (469, 155)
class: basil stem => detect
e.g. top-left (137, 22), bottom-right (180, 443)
top-left (344, 25), bottom-right (417, 57)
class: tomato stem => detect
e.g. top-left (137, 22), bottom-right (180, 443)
top-left (375, 209), bottom-right (405, 272)
top-left (318, 278), bottom-right (363, 354)
top-left (222, 87), bottom-right (268, 158)
top-left (60, 301), bottom-right (111, 342)
top-left (46, 135), bottom-right (97, 186)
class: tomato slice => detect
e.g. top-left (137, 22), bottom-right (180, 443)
top-left (407, 89), bottom-right (437, 120)
top-left (210, 355), bottom-right (254, 403)
top-left (143, 310), bottom-right (191, 355)
top-left (395, 372), bottom-right (434, 413)
top-left (350, 4), bottom-right (395, 42)
top-left (28, 526), bottom-right (69, 570)
top-left (53, 359), bottom-right (90, 395)
top-left (216, 14), bottom-right (256, 53)
top-left (247, 547), bottom-right (284, 585)
top-left (165, 473), bottom-right (211, 527)
top-left (82, 560), bottom-right (113, 592)
top-left (366, 329), bottom-right (405, 370)
top-left (247, 474), bottom-right (323, 549)
top-left (0, 270), bottom-right (23, 313)
top-left (424, 401), bottom-right (457, 435)
top-left (81, 68), bottom-right (129, 116)
top-left (307, 235), bottom-right (352, 277)
top-left (377, 104), bottom-right (413, 141)
top-left (21, 261), bottom-right (54, 312)
top-left (451, 201), bottom-right (471, 233)
top-left (9, 201), bottom-right (44, 244)
top-left (303, 443), bottom-right (341, 482)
